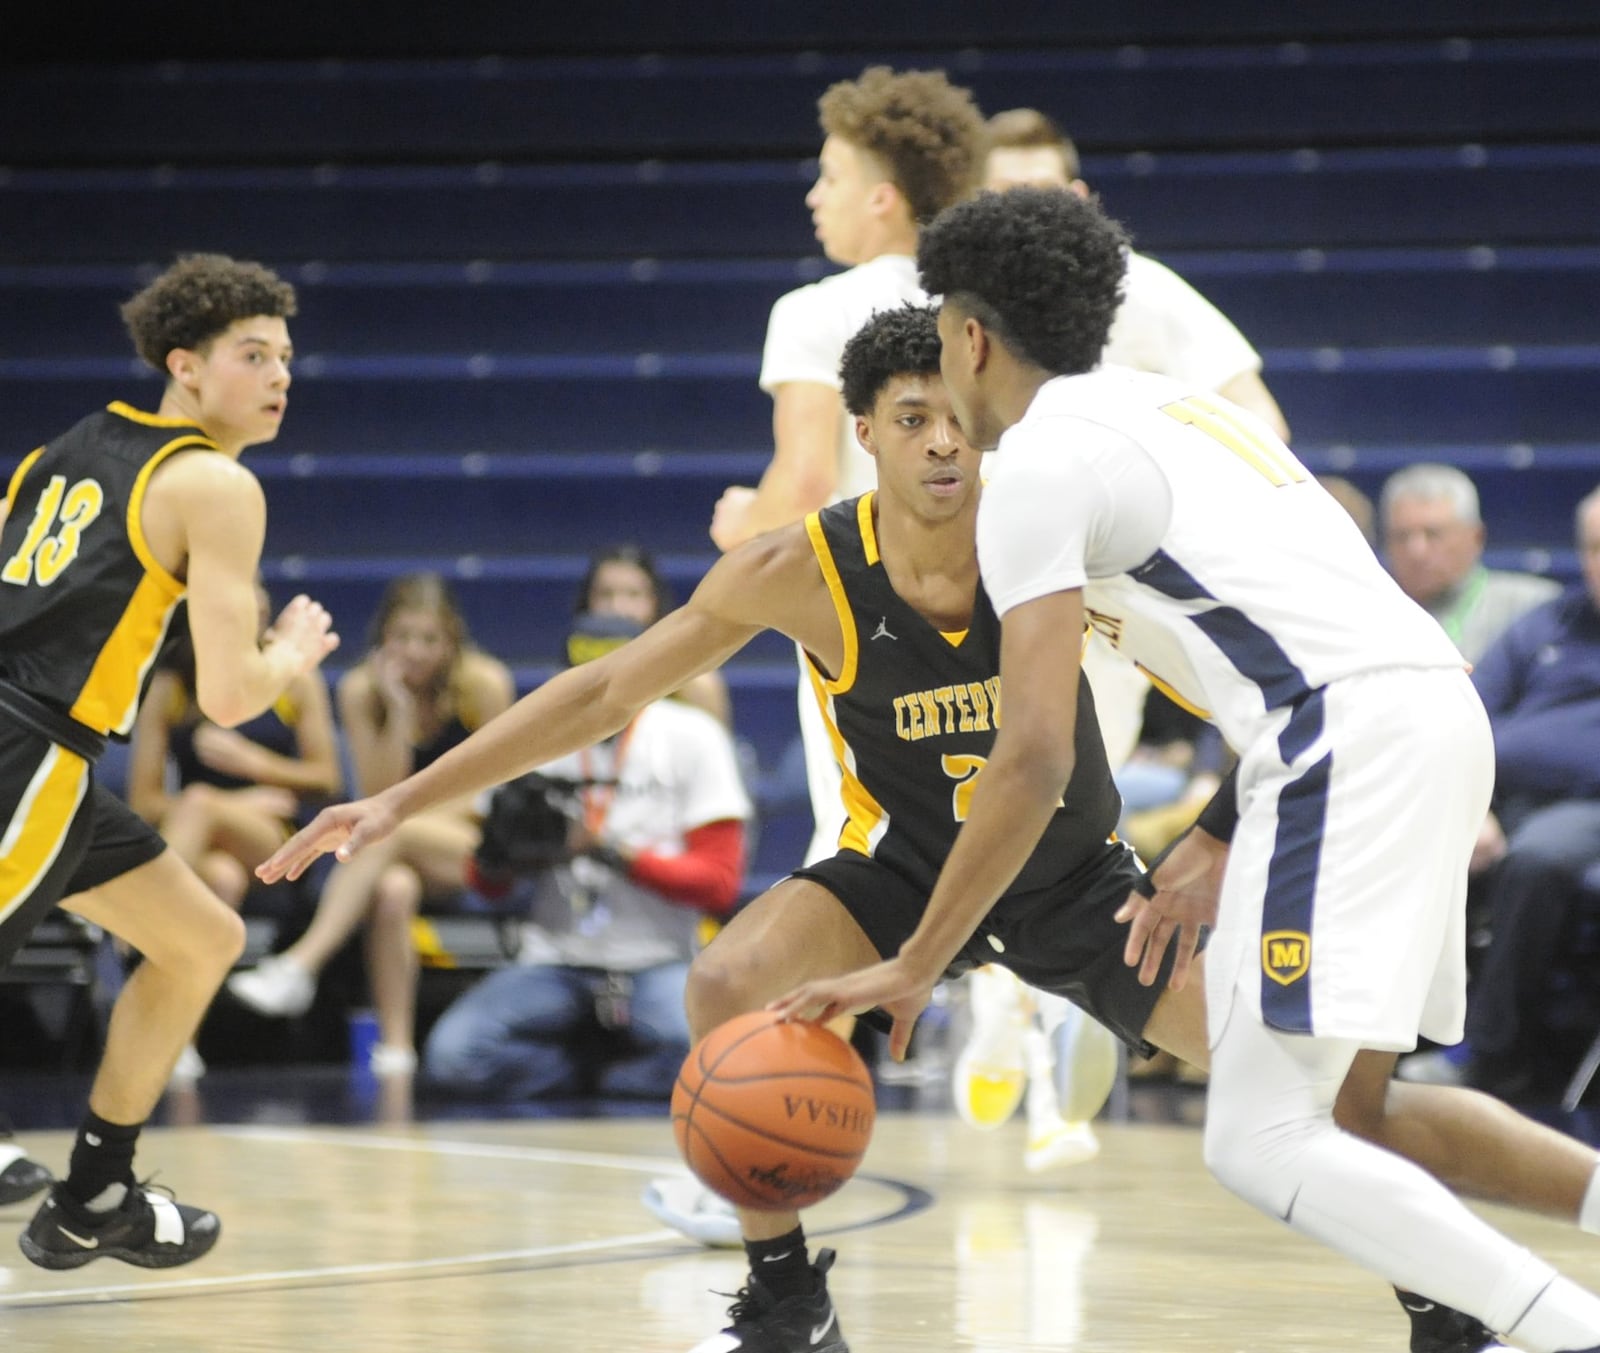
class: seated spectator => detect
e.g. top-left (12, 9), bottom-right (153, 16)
top-left (128, 584), bottom-right (341, 912)
top-left (1381, 462), bottom-right (1559, 663)
top-left (581, 544), bottom-right (732, 728)
top-left (227, 573), bottom-right (514, 1075)
top-left (422, 579), bottom-right (751, 1102)
top-left (1399, 486), bottom-right (1600, 1095)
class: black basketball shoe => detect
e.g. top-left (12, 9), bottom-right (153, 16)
top-left (20, 1181), bottom-right (221, 1270)
top-left (691, 1247), bottom-right (848, 1352)
top-left (1395, 1289), bottom-right (1511, 1353)
top-left (0, 1143), bottom-right (53, 1207)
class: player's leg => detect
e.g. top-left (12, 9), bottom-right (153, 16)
top-left (0, 735), bottom-right (95, 1214)
top-left (1203, 670), bottom-right (1600, 1350)
top-left (22, 786), bottom-right (242, 1269)
top-left (1206, 1010), bottom-right (1600, 1352)
top-left (1136, 951), bottom-right (1600, 1227)
top-left (673, 862), bottom-right (902, 1353)
top-left (1061, 825), bottom-right (1508, 1352)
top-left (683, 873), bottom-right (884, 1241)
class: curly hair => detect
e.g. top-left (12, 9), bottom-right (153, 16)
top-left (918, 188), bottom-right (1128, 375)
top-left (985, 107), bottom-right (1081, 181)
top-left (120, 253), bottom-right (297, 372)
top-left (818, 66), bottom-right (984, 224)
top-left (839, 303), bottom-right (942, 416)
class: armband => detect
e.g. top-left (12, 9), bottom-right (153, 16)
top-left (1194, 766), bottom-right (1239, 843)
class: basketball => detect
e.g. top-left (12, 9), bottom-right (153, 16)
top-left (672, 1010), bottom-right (876, 1212)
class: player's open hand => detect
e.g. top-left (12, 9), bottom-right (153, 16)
top-left (256, 794), bottom-right (399, 883)
top-left (264, 594), bottom-right (340, 677)
top-left (1114, 829), bottom-right (1228, 990)
top-left (768, 956), bottom-right (937, 1064)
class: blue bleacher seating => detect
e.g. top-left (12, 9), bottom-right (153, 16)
top-left (3, 10), bottom-right (1596, 888)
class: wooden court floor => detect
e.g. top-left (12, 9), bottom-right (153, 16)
top-left (0, 1110), bottom-right (1596, 1352)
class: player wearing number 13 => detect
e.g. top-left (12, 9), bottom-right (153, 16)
top-left (0, 254), bottom-right (338, 1271)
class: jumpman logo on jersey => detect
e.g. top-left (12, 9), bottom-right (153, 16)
top-left (871, 617), bottom-right (896, 641)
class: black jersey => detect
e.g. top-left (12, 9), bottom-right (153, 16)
top-left (0, 402), bottom-right (213, 738)
top-left (803, 493), bottom-right (1122, 894)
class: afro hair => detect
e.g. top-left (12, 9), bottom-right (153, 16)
top-left (917, 187), bottom-right (1128, 375)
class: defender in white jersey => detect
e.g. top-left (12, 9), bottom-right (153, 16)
top-left (774, 189), bottom-right (1600, 1353)
top-left (707, 66), bottom-right (984, 868)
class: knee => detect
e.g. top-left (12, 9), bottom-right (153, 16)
top-left (1202, 1113), bottom-right (1277, 1213)
top-left (422, 1015), bottom-right (485, 1088)
top-left (372, 865), bottom-right (423, 927)
top-left (200, 852), bottom-right (250, 910)
top-left (684, 944), bottom-right (765, 1037)
top-left (181, 898), bottom-right (246, 976)
top-left (173, 782), bottom-right (221, 816)
top-left (1203, 1100), bottom-right (1329, 1220)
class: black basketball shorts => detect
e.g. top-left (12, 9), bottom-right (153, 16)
top-left (0, 716), bottom-right (166, 971)
top-left (791, 838), bottom-right (1176, 1058)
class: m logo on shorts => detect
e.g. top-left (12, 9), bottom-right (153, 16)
top-left (1262, 930), bottom-right (1311, 985)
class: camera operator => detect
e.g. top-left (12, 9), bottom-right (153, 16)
top-left (422, 604), bottom-right (752, 1100)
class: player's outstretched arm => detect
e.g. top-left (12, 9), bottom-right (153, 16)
top-left (258, 533), bottom-right (812, 883)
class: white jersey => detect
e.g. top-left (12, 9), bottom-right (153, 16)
top-left (760, 253), bottom-right (924, 503)
top-left (1105, 252), bottom-right (1263, 391)
top-left (978, 369), bottom-right (1463, 758)
top-left (518, 699), bottom-right (752, 973)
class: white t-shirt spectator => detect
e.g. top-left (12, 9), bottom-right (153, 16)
top-left (518, 700), bottom-right (752, 972)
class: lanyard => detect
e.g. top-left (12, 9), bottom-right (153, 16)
top-left (578, 717), bottom-right (638, 837)
top-left (1440, 566), bottom-right (1489, 645)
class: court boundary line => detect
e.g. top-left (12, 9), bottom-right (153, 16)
top-left (216, 1123), bottom-right (684, 1173)
top-left (0, 1125), bottom-right (934, 1309)
top-left (0, 1229), bottom-right (680, 1309)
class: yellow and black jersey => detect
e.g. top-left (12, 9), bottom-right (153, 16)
top-left (803, 493), bottom-right (1121, 895)
top-left (0, 402), bottom-right (213, 739)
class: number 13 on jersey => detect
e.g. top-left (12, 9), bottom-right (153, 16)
top-left (3, 474), bottom-right (105, 587)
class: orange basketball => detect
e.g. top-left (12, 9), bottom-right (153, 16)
top-left (672, 1009), bottom-right (876, 1212)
